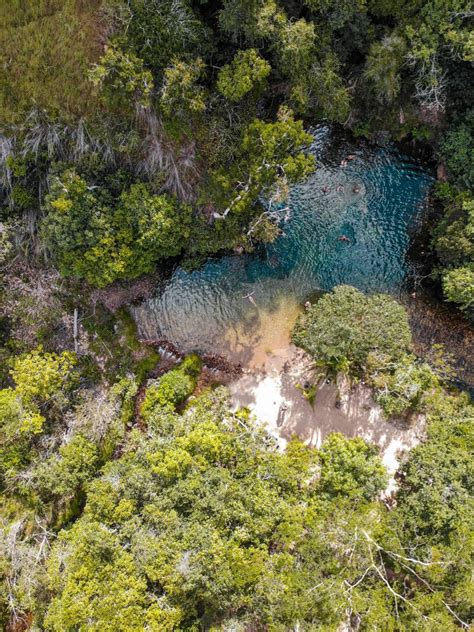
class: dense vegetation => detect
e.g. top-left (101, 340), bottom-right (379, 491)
top-left (293, 285), bottom-right (445, 418)
top-left (0, 328), bottom-right (472, 629)
top-left (0, 0), bottom-right (473, 295)
top-left (0, 0), bottom-right (473, 629)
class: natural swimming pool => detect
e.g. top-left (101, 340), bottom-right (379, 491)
top-left (132, 126), bottom-right (433, 365)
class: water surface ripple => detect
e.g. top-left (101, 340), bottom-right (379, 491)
top-left (133, 126), bottom-right (433, 361)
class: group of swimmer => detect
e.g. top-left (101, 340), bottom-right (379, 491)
top-left (322, 184), bottom-right (361, 194)
top-left (321, 155), bottom-right (361, 196)
top-left (322, 154), bottom-right (361, 243)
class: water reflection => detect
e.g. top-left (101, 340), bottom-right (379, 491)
top-left (132, 126), bottom-right (433, 363)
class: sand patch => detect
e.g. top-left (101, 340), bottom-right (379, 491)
top-left (230, 345), bottom-right (425, 490)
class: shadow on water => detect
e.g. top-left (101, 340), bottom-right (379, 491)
top-left (132, 124), bottom-right (439, 368)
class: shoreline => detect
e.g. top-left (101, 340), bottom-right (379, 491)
top-left (228, 343), bottom-right (426, 493)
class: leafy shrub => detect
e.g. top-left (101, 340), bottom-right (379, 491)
top-left (292, 285), bottom-right (412, 374)
top-left (319, 433), bottom-right (388, 501)
top-left (442, 265), bottom-right (474, 312)
top-left (43, 171), bottom-right (192, 287)
top-left (370, 355), bottom-right (439, 418)
top-left (217, 49), bottom-right (271, 102)
top-left (89, 44), bottom-right (154, 110)
top-left (440, 110), bottom-right (474, 190)
top-left (141, 354), bottom-right (202, 416)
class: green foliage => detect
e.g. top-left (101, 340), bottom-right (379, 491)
top-left (395, 391), bottom-right (474, 545)
top-left (319, 433), bottom-right (388, 501)
top-left (433, 188), bottom-right (474, 312)
top-left (206, 107), bottom-right (314, 220)
top-left (364, 34), bottom-right (407, 104)
top-left (370, 354), bottom-right (440, 418)
top-left (43, 389), bottom-right (391, 630)
top-left (45, 520), bottom-right (148, 631)
top-left (433, 189), bottom-right (474, 268)
top-left (43, 171), bottom-right (192, 287)
top-left (442, 264), bottom-right (474, 312)
top-left (1, 1), bottom-right (474, 627)
top-left (304, 0), bottom-right (367, 29)
top-left (440, 110), bottom-right (474, 190)
top-left (217, 49), bottom-right (271, 102)
top-left (160, 58), bottom-right (206, 121)
top-left (141, 354), bottom-right (202, 415)
top-left (126, 0), bottom-right (212, 74)
top-left (10, 347), bottom-right (76, 406)
top-left (0, 347), bottom-right (76, 437)
top-left (89, 44), bottom-right (154, 110)
top-left (0, 348), bottom-right (77, 493)
top-left (293, 285), bottom-right (412, 374)
top-left (33, 435), bottom-right (100, 505)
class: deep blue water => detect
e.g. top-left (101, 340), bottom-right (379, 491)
top-left (133, 126), bottom-right (433, 356)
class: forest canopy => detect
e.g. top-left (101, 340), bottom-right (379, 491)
top-left (0, 0), bottom-right (473, 629)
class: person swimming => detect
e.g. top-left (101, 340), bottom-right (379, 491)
top-left (352, 184), bottom-right (361, 193)
top-left (337, 235), bottom-right (350, 243)
top-left (321, 185), bottom-right (330, 193)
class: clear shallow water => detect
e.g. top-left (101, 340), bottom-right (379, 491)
top-left (133, 126), bottom-right (433, 362)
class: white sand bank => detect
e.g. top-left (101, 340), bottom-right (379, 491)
top-left (230, 345), bottom-right (425, 491)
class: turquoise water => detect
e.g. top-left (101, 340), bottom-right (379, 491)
top-left (133, 126), bottom-right (433, 357)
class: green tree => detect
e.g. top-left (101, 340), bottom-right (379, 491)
top-left (304, 0), bottom-right (367, 29)
top-left (43, 171), bottom-right (192, 287)
top-left (364, 34), bottom-right (407, 104)
top-left (319, 433), bottom-right (388, 501)
top-left (160, 58), bottom-right (206, 122)
top-left (293, 285), bottom-right (412, 374)
top-left (141, 354), bottom-right (201, 416)
top-left (440, 110), bottom-right (474, 190)
top-left (433, 189), bottom-right (474, 268)
top-left (370, 354), bottom-right (439, 418)
top-left (442, 265), bottom-right (474, 312)
top-left (207, 107), bottom-right (314, 220)
top-left (217, 49), bottom-right (271, 102)
top-left (88, 44), bottom-right (154, 110)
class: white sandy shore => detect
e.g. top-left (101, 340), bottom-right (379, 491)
top-left (230, 344), bottom-right (425, 492)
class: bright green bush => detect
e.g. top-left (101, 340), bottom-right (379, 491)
top-left (442, 265), bottom-right (474, 312)
top-left (141, 354), bottom-right (202, 416)
top-left (292, 285), bottom-right (412, 374)
top-left (161, 58), bottom-right (206, 119)
top-left (89, 44), bottom-right (154, 109)
top-left (217, 49), bottom-right (271, 102)
top-left (319, 433), bottom-right (388, 501)
top-left (43, 171), bottom-right (192, 287)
